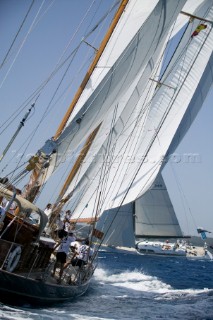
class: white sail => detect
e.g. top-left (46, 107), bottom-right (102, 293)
top-left (96, 202), bottom-right (135, 247)
top-left (134, 173), bottom-right (183, 238)
top-left (66, 0), bottom-right (161, 124)
top-left (41, 0), bottom-right (187, 168)
top-left (95, 173), bottom-right (183, 247)
top-left (67, 1), bottom-right (213, 219)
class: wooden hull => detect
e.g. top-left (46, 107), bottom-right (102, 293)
top-left (0, 269), bottom-right (90, 306)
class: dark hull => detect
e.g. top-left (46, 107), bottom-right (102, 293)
top-left (0, 269), bottom-right (90, 306)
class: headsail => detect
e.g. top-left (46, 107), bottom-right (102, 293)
top-left (134, 173), bottom-right (183, 239)
top-left (95, 173), bottom-right (183, 247)
top-left (62, 0), bottom-right (213, 220)
top-left (36, 0), bottom-right (187, 179)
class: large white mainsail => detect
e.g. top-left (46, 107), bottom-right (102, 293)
top-left (60, 0), bottom-right (209, 191)
top-left (40, 0), bottom-right (187, 173)
top-left (66, 0), bottom-right (213, 220)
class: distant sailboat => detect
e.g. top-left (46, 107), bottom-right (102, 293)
top-left (96, 173), bottom-right (187, 256)
top-left (0, 0), bottom-right (212, 306)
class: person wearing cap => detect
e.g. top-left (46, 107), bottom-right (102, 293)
top-left (52, 232), bottom-right (85, 283)
top-left (64, 239), bottom-right (93, 269)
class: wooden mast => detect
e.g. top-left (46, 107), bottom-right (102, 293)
top-left (53, 0), bottom-right (129, 140)
top-left (25, 1), bottom-right (129, 207)
top-left (49, 124), bottom-right (101, 226)
top-left (57, 123), bottom-right (101, 200)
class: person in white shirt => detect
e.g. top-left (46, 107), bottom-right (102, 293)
top-left (52, 232), bottom-right (76, 283)
top-left (64, 239), bottom-right (93, 269)
top-left (52, 232), bottom-right (86, 283)
top-left (44, 203), bottom-right (52, 218)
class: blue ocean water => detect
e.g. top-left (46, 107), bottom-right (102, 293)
top-left (0, 251), bottom-right (213, 320)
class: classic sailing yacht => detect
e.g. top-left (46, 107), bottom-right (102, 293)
top-left (0, 0), bottom-right (212, 305)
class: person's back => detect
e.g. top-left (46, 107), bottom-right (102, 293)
top-left (79, 240), bottom-right (93, 262)
top-left (78, 244), bottom-right (90, 262)
top-left (57, 234), bottom-right (76, 255)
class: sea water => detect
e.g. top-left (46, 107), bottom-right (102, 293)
top-left (0, 252), bottom-right (213, 320)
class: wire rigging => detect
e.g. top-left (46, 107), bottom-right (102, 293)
top-left (0, 0), bottom-right (46, 90)
top-left (0, 0), bottom-right (35, 70)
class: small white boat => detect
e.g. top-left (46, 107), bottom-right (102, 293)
top-left (136, 240), bottom-right (187, 257)
top-left (136, 240), bottom-right (213, 260)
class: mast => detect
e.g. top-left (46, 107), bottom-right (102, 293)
top-left (23, 0), bottom-right (129, 203)
top-left (53, 0), bottom-right (129, 140)
top-left (57, 124), bottom-right (101, 201)
top-left (48, 125), bottom-right (101, 226)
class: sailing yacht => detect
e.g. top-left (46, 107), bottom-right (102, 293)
top-left (0, 0), bottom-right (212, 305)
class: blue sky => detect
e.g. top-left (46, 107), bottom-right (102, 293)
top-left (0, 0), bottom-right (212, 238)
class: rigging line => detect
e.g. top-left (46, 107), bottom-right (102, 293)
top-left (159, 20), bottom-right (191, 82)
top-left (41, 5), bottom-right (113, 132)
top-left (29, 0), bottom-right (56, 32)
top-left (0, 0), bottom-right (35, 70)
top-left (42, 6), bottom-right (115, 126)
top-left (12, 171), bottom-right (29, 187)
top-left (120, 35), bottom-right (212, 203)
top-left (71, 105), bottom-right (118, 222)
top-left (51, 0), bottom-right (97, 72)
top-left (1, 161), bottom-right (27, 178)
top-left (68, 70), bottom-right (163, 216)
top-left (64, 13), bottom-right (187, 215)
top-left (0, 40), bottom-right (80, 133)
top-left (71, 33), bottom-right (200, 220)
top-left (61, 6), bottom-right (178, 146)
top-left (92, 107), bottom-right (117, 220)
top-left (97, 104), bottom-right (118, 212)
top-left (0, 0), bottom-right (46, 90)
top-left (0, 95), bottom-right (40, 135)
top-left (0, 103), bottom-right (36, 164)
top-left (168, 162), bottom-right (197, 233)
top-left (0, 44), bottom-right (78, 132)
top-left (1, 129), bottom-right (35, 180)
top-left (2, 50), bottom-right (82, 167)
top-left (0, 2), bottom-right (119, 134)
top-left (38, 47), bottom-right (80, 124)
top-left (69, 75), bottom-right (162, 216)
top-left (0, 1), bottom-right (118, 136)
top-left (92, 42), bottom-right (177, 209)
top-left (9, 131), bottom-right (38, 181)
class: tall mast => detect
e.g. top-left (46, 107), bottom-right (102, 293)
top-left (57, 123), bottom-right (101, 202)
top-left (53, 0), bottom-right (129, 140)
top-left (23, 0), bottom-right (129, 204)
top-left (49, 124), bottom-right (101, 226)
